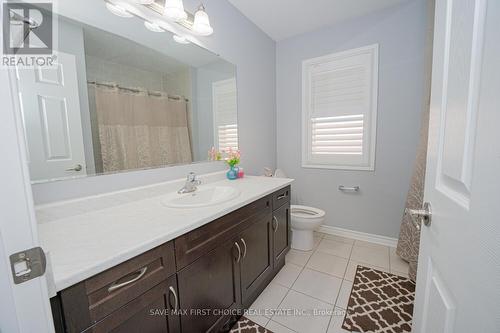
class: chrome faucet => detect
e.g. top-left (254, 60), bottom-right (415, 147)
top-left (178, 172), bottom-right (201, 194)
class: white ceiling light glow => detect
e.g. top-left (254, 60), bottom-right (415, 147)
top-left (192, 4), bottom-right (213, 36)
top-left (173, 35), bottom-right (190, 44)
top-left (105, 2), bottom-right (133, 18)
top-left (104, 0), bottom-right (215, 39)
top-left (164, 0), bottom-right (188, 22)
top-left (144, 21), bottom-right (165, 32)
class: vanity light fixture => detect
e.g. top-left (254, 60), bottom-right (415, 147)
top-left (144, 21), bottom-right (165, 32)
top-left (192, 4), bottom-right (213, 36)
top-left (164, 0), bottom-right (188, 22)
top-left (105, 2), bottom-right (133, 18)
top-left (104, 0), bottom-right (214, 37)
top-left (173, 34), bottom-right (190, 44)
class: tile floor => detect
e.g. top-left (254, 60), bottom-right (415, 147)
top-left (246, 232), bottom-right (409, 333)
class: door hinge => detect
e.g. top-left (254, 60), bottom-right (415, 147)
top-left (9, 247), bottom-right (46, 284)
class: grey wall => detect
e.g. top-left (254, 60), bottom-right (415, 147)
top-left (276, 1), bottom-right (428, 238)
top-left (185, 0), bottom-right (277, 173)
top-left (32, 0), bottom-right (276, 204)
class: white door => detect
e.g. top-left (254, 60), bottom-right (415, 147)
top-left (412, 0), bottom-right (500, 332)
top-left (17, 51), bottom-right (87, 182)
top-left (0, 67), bottom-right (54, 332)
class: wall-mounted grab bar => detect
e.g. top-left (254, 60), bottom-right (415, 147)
top-left (338, 185), bottom-right (360, 192)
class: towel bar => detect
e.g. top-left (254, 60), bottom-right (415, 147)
top-left (338, 185), bottom-right (360, 192)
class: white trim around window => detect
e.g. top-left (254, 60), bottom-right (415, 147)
top-left (212, 78), bottom-right (238, 152)
top-left (301, 44), bottom-right (379, 171)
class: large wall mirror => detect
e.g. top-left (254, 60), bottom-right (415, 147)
top-left (16, 7), bottom-right (238, 183)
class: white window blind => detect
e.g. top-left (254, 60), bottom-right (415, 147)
top-left (302, 44), bottom-right (378, 170)
top-left (212, 78), bottom-right (238, 152)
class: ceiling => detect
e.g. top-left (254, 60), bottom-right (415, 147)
top-left (227, 0), bottom-right (411, 41)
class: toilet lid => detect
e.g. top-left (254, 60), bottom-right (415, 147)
top-left (291, 205), bottom-right (326, 219)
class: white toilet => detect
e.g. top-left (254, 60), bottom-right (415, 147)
top-left (290, 205), bottom-right (326, 251)
top-left (272, 169), bottom-right (326, 251)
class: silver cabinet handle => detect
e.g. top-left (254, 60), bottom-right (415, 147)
top-left (405, 202), bottom-right (432, 231)
top-left (168, 286), bottom-right (178, 311)
top-left (66, 164), bottom-right (82, 172)
top-left (273, 216), bottom-right (279, 233)
top-left (338, 185), bottom-right (359, 192)
top-left (108, 267), bottom-right (147, 292)
top-left (240, 238), bottom-right (247, 259)
top-left (234, 242), bottom-right (241, 263)
top-left (277, 193), bottom-right (288, 200)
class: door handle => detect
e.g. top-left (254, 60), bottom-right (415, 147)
top-left (240, 238), bottom-right (247, 259)
top-left (405, 202), bottom-right (432, 230)
top-left (168, 286), bottom-right (178, 311)
top-left (66, 164), bottom-right (82, 172)
top-left (272, 216), bottom-right (279, 232)
top-left (234, 242), bottom-right (241, 263)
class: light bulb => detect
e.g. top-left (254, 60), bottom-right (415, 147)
top-left (144, 21), bottom-right (165, 32)
top-left (173, 35), bottom-right (190, 44)
top-left (164, 0), bottom-right (187, 22)
top-left (105, 2), bottom-right (133, 18)
top-left (192, 4), bottom-right (213, 36)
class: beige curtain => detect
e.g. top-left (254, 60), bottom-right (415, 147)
top-left (93, 85), bottom-right (192, 173)
top-left (396, 0), bottom-right (435, 281)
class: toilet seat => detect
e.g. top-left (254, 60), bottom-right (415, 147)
top-left (291, 205), bottom-right (325, 219)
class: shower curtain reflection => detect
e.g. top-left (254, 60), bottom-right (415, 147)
top-left (91, 83), bottom-right (192, 173)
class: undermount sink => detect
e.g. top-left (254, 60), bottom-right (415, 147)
top-left (161, 186), bottom-right (241, 208)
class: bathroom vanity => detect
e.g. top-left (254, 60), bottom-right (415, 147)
top-left (9, 1), bottom-right (291, 331)
top-left (42, 176), bottom-right (291, 333)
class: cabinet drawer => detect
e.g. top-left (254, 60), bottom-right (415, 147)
top-left (272, 186), bottom-right (290, 210)
top-left (61, 242), bottom-right (175, 332)
top-left (175, 196), bottom-right (272, 270)
top-left (85, 276), bottom-right (180, 333)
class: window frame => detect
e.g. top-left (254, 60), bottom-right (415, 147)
top-left (301, 44), bottom-right (379, 171)
top-left (212, 78), bottom-right (238, 152)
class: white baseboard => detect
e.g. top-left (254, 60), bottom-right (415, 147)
top-left (317, 225), bottom-right (398, 248)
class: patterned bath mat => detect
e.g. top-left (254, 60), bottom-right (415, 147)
top-left (342, 265), bottom-right (416, 333)
top-left (229, 316), bottom-right (273, 333)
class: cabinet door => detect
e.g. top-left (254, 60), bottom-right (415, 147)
top-left (273, 203), bottom-right (290, 268)
top-left (177, 238), bottom-right (241, 333)
top-left (239, 215), bottom-right (273, 307)
top-left (86, 275), bottom-right (180, 333)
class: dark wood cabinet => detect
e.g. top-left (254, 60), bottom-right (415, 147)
top-left (52, 187), bottom-right (291, 333)
top-left (85, 275), bottom-right (180, 333)
top-left (174, 196), bottom-right (271, 270)
top-left (239, 214), bottom-right (273, 307)
top-left (177, 237), bottom-right (241, 333)
top-left (59, 242), bottom-right (177, 333)
top-left (272, 203), bottom-right (291, 268)
top-left (272, 186), bottom-right (290, 210)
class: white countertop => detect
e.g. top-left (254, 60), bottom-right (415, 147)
top-left (37, 173), bottom-right (293, 292)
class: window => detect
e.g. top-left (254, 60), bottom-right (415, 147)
top-left (213, 78), bottom-right (238, 152)
top-left (302, 44), bottom-right (378, 170)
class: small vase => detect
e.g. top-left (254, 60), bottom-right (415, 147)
top-left (226, 166), bottom-right (239, 180)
